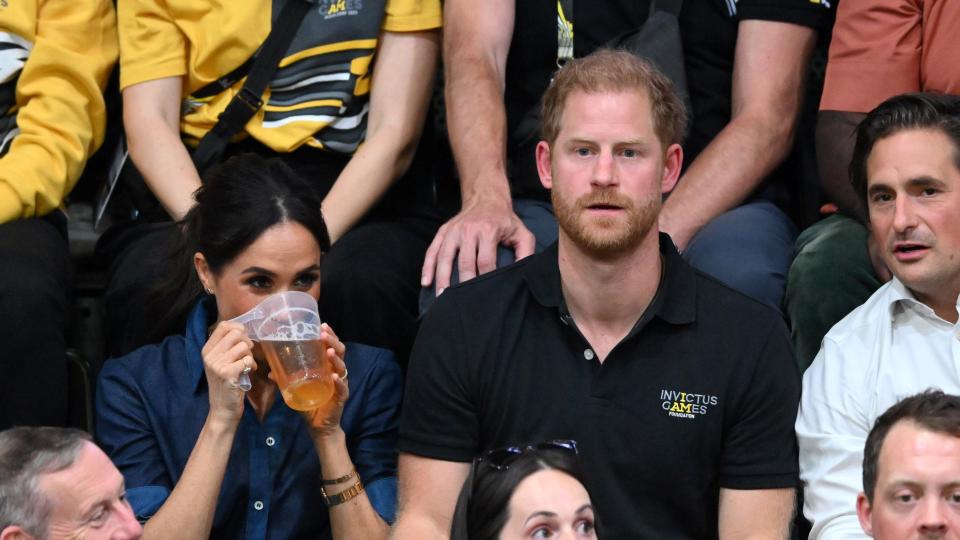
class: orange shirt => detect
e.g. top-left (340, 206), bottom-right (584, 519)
top-left (820, 0), bottom-right (960, 112)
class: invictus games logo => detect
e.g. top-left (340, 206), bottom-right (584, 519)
top-left (321, 0), bottom-right (362, 18)
top-left (661, 389), bottom-right (718, 419)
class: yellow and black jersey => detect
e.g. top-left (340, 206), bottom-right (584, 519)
top-left (118, 0), bottom-right (441, 156)
top-left (0, 0), bottom-right (117, 223)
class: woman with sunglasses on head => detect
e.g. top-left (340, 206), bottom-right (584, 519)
top-left (95, 154), bottom-right (401, 539)
top-left (451, 441), bottom-right (599, 540)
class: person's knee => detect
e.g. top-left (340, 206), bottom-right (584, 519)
top-left (513, 199), bottom-right (558, 251)
top-left (419, 202), bottom-right (556, 314)
top-left (788, 215), bottom-right (871, 290)
top-left (322, 224), bottom-right (421, 300)
top-left (321, 223), bottom-right (426, 307)
top-left (687, 240), bottom-right (789, 307)
top-left (321, 222), bottom-right (428, 357)
top-left (684, 202), bottom-right (796, 308)
top-left (321, 247), bottom-right (387, 306)
top-left (785, 215), bottom-right (878, 371)
top-left (105, 225), bottom-right (176, 297)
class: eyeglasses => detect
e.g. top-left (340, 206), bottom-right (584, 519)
top-left (477, 439), bottom-right (579, 471)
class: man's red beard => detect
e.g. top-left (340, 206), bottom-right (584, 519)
top-left (552, 187), bottom-right (660, 258)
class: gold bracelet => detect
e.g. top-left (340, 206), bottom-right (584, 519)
top-left (322, 478), bottom-right (364, 507)
top-left (320, 467), bottom-right (356, 486)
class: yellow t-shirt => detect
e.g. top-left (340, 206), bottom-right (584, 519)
top-left (119, 0), bottom-right (441, 155)
top-left (0, 0), bottom-right (117, 223)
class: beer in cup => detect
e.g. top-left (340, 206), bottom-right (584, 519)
top-left (231, 291), bottom-right (334, 411)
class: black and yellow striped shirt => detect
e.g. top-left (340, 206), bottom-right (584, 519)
top-left (118, 0), bottom-right (440, 155)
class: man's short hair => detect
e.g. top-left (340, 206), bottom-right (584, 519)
top-left (862, 390), bottom-right (960, 503)
top-left (850, 93), bottom-right (960, 215)
top-left (541, 49), bottom-right (688, 149)
top-left (0, 427), bottom-right (92, 537)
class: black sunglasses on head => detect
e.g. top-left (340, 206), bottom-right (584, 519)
top-left (477, 439), bottom-right (579, 471)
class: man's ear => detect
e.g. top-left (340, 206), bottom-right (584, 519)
top-left (661, 143), bottom-right (683, 194)
top-left (194, 252), bottom-right (214, 294)
top-left (1, 525), bottom-right (37, 540)
top-left (856, 492), bottom-right (875, 537)
top-left (536, 140), bottom-right (554, 190)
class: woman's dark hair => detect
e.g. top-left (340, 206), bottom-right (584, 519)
top-left (850, 92), bottom-right (960, 219)
top-left (145, 153), bottom-right (331, 342)
top-left (450, 443), bottom-right (597, 540)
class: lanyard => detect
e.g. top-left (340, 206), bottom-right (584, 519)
top-left (557, 0), bottom-right (574, 67)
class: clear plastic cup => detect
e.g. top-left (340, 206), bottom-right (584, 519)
top-left (230, 291), bottom-right (334, 411)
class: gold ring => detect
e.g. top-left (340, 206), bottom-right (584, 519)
top-left (341, 368), bottom-right (348, 381)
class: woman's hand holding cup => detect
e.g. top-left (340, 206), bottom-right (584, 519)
top-left (202, 321), bottom-right (256, 426)
top-left (302, 323), bottom-right (349, 439)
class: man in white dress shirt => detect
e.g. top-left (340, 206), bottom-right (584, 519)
top-left (797, 92), bottom-right (960, 539)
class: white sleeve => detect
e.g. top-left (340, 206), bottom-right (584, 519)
top-left (796, 340), bottom-right (873, 540)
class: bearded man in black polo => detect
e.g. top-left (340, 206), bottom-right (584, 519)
top-left (393, 50), bottom-right (800, 539)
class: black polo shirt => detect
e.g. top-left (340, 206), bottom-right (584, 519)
top-left (400, 234), bottom-right (800, 538)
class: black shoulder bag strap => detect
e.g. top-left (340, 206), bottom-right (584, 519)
top-left (94, 0), bottom-right (314, 228)
top-left (191, 0), bottom-right (313, 173)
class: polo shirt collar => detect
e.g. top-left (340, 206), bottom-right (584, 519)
top-left (186, 297), bottom-right (218, 393)
top-left (522, 232), bottom-right (697, 325)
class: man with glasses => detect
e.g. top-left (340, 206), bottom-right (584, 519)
top-left (394, 50), bottom-right (801, 538)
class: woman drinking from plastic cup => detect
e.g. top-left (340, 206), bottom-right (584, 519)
top-left (95, 154), bottom-right (400, 539)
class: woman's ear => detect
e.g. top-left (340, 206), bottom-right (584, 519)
top-left (194, 252), bottom-right (214, 295)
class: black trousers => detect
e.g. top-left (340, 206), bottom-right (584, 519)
top-left (0, 216), bottom-right (71, 429)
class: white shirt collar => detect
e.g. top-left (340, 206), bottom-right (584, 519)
top-left (886, 276), bottom-right (959, 326)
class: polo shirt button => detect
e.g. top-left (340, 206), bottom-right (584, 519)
top-left (584, 348), bottom-right (595, 360)
top-left (265, 436), bottom-right (276, 447)
top-left (254, 500), bottom-right (264, 511)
